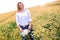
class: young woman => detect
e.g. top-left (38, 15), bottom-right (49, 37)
top-left (16, 2), bottom-right (34, 40)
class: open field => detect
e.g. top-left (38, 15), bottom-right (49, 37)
top-left (0, 1), bottom-right (60, 40)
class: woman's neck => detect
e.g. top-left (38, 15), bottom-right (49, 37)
top-left (21, 8), bottom-right (24, 12)
top-left (19, 8), bottom-right (25, 13)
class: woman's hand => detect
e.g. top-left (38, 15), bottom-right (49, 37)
top-left (28, 21), bottom-right (32, 30)
top-left (20, 28), bottom-right (23, 32)
top-left (28, 26), bottom-right (31, 30)
top-left (18, 25), bottom-right (23, 33)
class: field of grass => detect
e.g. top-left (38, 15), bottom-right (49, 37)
top-left (0, 1), bottom-right (60, 40)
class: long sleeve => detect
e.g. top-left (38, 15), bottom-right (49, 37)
top-left (27, 9), bottom-right (32, 21)
top-left (16, 13), bottom-right (19, 27)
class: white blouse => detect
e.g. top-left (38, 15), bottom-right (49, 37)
top-left (16, 9), bottom-right (32, 26)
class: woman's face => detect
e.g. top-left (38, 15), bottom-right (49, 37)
top-left (19, 3), bottom-right (24, 9)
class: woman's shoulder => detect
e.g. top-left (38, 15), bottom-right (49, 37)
top-left (16, 12), bottom-right (19, 15)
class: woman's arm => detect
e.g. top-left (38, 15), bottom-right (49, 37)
top-left (16, 13), bottom-right (23, 32)
top-left (27, 9), bottom-right (32, 30)
top-left (18, 25), bottom-right (23, 32)
top-left (16, 13), bottom-right (19, 27)
top-left (28, 21), bottom-right (32, 30)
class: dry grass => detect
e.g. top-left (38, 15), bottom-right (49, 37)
top-left (0, 1), bottom-right (60, 40)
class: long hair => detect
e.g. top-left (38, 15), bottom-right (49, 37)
top-left (17, 2), bottom-right (23, 12)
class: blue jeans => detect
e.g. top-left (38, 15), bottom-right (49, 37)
top-left (20, 24), bottom-right (34, 40)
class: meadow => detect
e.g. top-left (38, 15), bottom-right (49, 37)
top-left (0, 1), bottom-right (60, 40)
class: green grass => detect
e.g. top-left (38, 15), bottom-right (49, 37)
top-left (0, 21), bottom-right (22, 40)
top-left (0, 12), bottom-right (60, 40)
top-left (0, 2), bottom-right (60, 40)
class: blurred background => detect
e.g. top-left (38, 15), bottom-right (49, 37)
top-left (0, 0), bottom-right (60, 40)
top-left (0, 0), bottom-right (57, 14)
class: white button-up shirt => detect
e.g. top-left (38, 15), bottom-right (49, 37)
top-left (16, 9), bottom-right (32, 26)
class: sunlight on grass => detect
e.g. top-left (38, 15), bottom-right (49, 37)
top-left (0, 1), bottom-right (60, 40)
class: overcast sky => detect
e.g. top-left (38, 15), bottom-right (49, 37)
top-left (0, 0), bottom-right (57, 14)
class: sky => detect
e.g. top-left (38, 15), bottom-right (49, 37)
top-left (0, 0), bottom-right (57, 14)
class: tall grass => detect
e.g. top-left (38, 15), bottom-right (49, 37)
top-left (0, 13), bottom-right (60, 40)
top-left (0, 21), bottom-right (21, 40)
top-left (0, 4), bottom-right (60, 40)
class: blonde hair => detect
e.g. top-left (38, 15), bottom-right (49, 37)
top-left (17, 2), bottom-right (24, 12)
